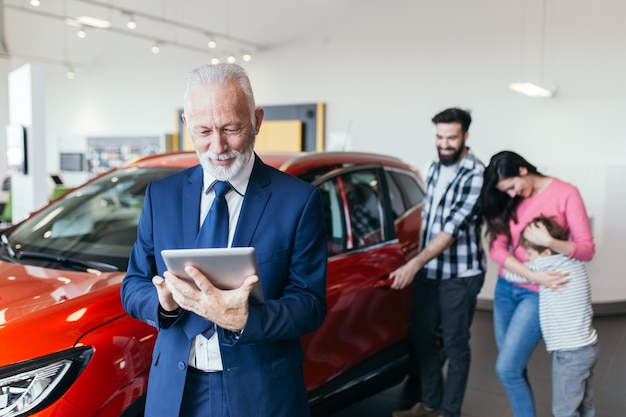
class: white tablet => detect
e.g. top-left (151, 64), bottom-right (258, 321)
top-left (161, 247), bottom-right (263, 303)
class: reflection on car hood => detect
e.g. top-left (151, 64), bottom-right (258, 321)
top-left (0, 260), bottom-right (126, 325)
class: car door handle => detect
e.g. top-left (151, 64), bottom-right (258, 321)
top-left (374, 274), bottom-right (394, 289)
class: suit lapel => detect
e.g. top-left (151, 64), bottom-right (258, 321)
top-left (182, 165), bottom-right (204, 248)
top-left (232, 156), bottom-right (271, 247)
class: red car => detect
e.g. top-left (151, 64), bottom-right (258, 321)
top-left (0, 151), bottom-right (424, 416)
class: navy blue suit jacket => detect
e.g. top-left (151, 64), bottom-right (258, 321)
top-left (121, 155), bottom-right (327, 417)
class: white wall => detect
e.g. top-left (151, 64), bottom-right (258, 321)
top-left (1, 0), bottom-right (624, 303)
top-left (246, 0), bottom-right (626, 304)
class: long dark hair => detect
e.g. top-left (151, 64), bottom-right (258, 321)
top-left (480, 151), bottom-right (543, 243)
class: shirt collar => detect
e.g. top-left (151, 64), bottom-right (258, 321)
top-left (203, 152), bottom-right (255, 196)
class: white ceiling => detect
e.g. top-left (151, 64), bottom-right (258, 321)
top-left (2, 0), bottom-right (362, 67)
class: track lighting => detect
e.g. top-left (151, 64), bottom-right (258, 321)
top-left (17, 3), bottom-right (263, 69)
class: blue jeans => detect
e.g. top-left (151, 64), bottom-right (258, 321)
top-left (410, 271), bottom-right (485, 417)
top-left (552, 343), bottom-right (598, 417)
top-left (494, 277), bottom-right (542, 417)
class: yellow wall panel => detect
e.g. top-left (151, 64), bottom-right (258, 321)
top-left (255, 120), bottom-right (303, 152)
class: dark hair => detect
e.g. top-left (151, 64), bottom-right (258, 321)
top-left (519, 215), bottom-right (566, 253)
top-left (432, 108), bottom-right (472, 132)
top-left (480, 151), bottom-right (543, 243)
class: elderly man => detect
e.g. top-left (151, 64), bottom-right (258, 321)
top-left (121, 63), bottom-right (327, 417)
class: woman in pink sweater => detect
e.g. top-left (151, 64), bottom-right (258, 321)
top-left (480, 151), bottom-right (594, 417)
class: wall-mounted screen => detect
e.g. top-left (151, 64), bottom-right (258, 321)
top-left (6, 125), bottom-right (27, 174)
top-left (60, 152), bottom-right (85, 172)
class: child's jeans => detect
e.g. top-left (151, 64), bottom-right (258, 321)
top-left (552, 342), bottom-right (599, 417)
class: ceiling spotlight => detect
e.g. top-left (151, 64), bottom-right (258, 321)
top-left (151, 42), bottom-right (161, 54)
top-left (126, 14), bottom-right (137, 30)
top-left (30, 0), bottom-right (41, 6)
top-left (227, 54), bottom-right (236, 63)
top-left (242, 53), bottom-right (252, 62)
top-left (76, 27), bottom-right (87, 38)
top-left (66, 68), bottom-right (76, 79)
top-left (210, 57), bottom-right (220, 65)
top-left (207, 38), bottom-right (217, 49)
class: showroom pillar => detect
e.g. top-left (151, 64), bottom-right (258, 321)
top-left (7, 64), bottom-right (47, 223)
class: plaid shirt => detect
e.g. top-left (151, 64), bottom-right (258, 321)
top-left (421, 148), bottom-right (485, 280)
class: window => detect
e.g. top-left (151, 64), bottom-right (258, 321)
top-left (385, 170), bottom-right (425, 220)
top-left (317, 178), bottom-right (346, 256)
top-left (343, 170), bottom-right (383, 248)
top-left (9, 167), bottom-right (180, 271)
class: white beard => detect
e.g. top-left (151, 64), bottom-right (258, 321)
top-left (197, 147), bottom-right (252, 181)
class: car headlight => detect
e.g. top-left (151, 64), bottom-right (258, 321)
top-left (0, 347), bottom-right (93, 417)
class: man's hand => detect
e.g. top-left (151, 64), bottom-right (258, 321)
top-left (152, 275), bottom-right (179, 312)
top-left (389, 232), bottom-right (455, 290)
top-left (163, 266), bottom-right (258, 332)
top-left (389, 257), bottom-right (422, 290)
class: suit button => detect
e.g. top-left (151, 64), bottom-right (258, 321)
top-left (178, 362), bottom-right (186, 371)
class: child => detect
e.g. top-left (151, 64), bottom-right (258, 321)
top-left (504, 215), bottom-right (598, 417)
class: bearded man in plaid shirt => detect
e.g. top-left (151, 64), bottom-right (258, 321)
top-left (390, 108), bottom-right (486, 417)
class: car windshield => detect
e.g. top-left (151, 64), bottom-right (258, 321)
top-left (4, 166), bottom-right (181, 271)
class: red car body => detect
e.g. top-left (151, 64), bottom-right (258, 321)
top-left (0, 151), bottom-right (424, 416)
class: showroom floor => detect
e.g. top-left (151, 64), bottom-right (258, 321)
top-left (328, 309), bottom-right (626, 417)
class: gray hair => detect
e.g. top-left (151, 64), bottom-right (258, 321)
top-left (183, 63), bottom-right (257, 126)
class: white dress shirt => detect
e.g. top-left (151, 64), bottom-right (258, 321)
top-left (189, 153), bottom-right (255, 371)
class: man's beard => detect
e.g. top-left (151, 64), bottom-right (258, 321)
top-left (197, 146), bottom-right (253, 181)
top-left (438, 145), bottom-right (465, 166)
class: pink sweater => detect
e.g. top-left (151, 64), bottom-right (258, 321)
top-left (490, 178), bottom-right (595, 291)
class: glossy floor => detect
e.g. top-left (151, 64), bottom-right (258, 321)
top-left (328, 309), bottom-right (626, 417)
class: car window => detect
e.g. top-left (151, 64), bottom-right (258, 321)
top-left (343, 170), bottom-right (384, 249)
top-left (317, 178), bottom-right (346, 256)
top-left (7, 167), bottom-right (180, 271)
top-left (385, 170), bottom-right (424, 220)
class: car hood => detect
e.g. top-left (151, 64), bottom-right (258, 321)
top-left (0, 260), bottom-right (126, 325)
top-left (0, 261), bottom-right (133, 366)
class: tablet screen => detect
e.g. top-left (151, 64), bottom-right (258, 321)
top-left (161, 247), bottom-right (263, 303)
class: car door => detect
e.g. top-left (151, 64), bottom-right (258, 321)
top-left (301, 166), bottom-right (413, 391)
